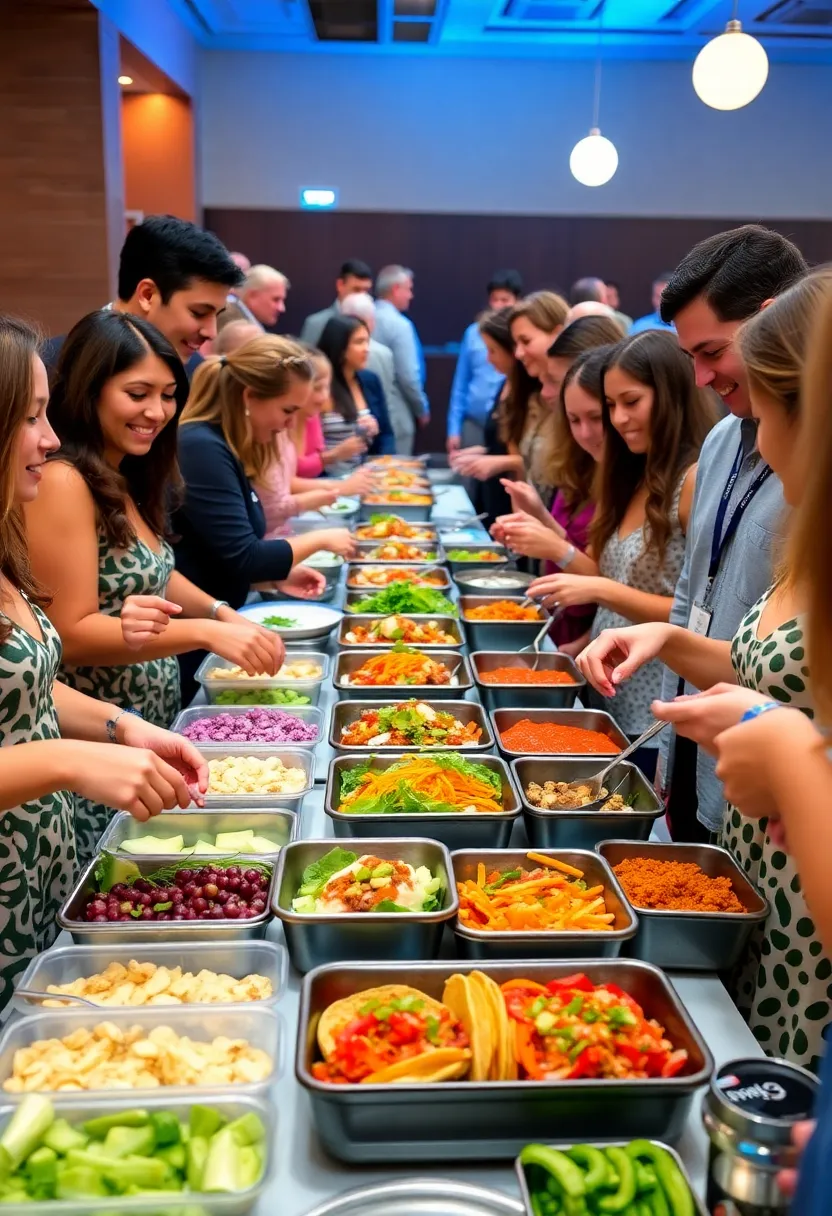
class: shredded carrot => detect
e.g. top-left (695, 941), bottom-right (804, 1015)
top-left (340, 755), bottom-right (503, 814)
top-left (466, 600), bottom-right (541, 621)
top-left (527, 852), bottom-right (585, 879)
top-left (514, 1021), bottom-right (544, 1080)
top-left (347, 650), bottom-right (451, 687)
top-left (456, 854), bottom-right (615, 934)
top-left (477, 862), bottom-right (486, 888)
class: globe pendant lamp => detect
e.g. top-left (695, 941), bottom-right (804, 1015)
top-left (570, 3), bottom-right (618, 187)
top-left (692, 16), bottom-right (769, 111)
top-left (570, 128), bottom-right (619, 188)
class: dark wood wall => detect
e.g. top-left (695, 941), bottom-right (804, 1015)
top-left (205, 208), bottom-right (832, 348)
top-left (204, 208), bottom-right (832, 453)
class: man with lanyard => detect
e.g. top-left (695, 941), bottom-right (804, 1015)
top-left (656, 225), bottom-right (807, 842)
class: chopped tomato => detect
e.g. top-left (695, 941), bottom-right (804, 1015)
top-left (661, 1049), bottom-right (689, 1078)
top-left (546, 974), bottom-right (595, 994)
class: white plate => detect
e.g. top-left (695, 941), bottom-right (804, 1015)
top-left (320, 496), bottom-right (360, 516)
top-left (239, 600), bottom-right (343, 641)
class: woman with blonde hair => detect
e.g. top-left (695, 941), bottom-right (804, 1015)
top-left (578, 270), bottom-right (832, 1070)
top-left (452, 291), bottom-right (568, 508)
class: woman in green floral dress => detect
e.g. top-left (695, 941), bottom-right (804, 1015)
top-left (576, 271), bottom-right (832, 1070)
top-left (0, 314), bottom-right (210, 1007)
top-left (25, 312), bottom-right (285, 862)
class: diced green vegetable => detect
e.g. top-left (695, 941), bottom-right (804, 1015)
top-left (83, 1110), bottom-right (148, 1139)
top-left (41, 1119), bottom-right (87, 1157)
top-left (0, 1095), bottom-right (55, 1174)
top-left (102, 1125), bottom-right (156, 1159)
top-left (189, 1106), bottom-right (225, 1141)
top-left (149, 1110), bottom-right (181, 1148)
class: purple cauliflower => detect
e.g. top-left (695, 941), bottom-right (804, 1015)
top-left (182, 708), bottom-right (318, 744)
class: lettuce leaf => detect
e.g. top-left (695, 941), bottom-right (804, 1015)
top-left (416, 752), bottom-right (502, 798)
top-left (298, 847), bottom-right (357, 895)
top-left (348, 582), bottom-right (456, 617)
top-left (371, 900), bottom-right (409, 913)
top-left (339, 758), bottom-right (373, 799)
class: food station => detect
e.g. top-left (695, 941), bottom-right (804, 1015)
top-left (1, 457), bottom-right (795, 1216)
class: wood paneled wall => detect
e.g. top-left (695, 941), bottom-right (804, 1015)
top-left (204, 208), bottom-right (832, 349)
top-left (0, 0), bottom-right (123, 334)
top-left (122, 94), bottom-right (195, 222)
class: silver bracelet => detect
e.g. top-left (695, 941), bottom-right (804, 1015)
top-left (105, 706), bottom-right (142, 743)
top-left (559, 544), bottom-right (577, 570)
top-left (209, 599), bottom-right (230, 619)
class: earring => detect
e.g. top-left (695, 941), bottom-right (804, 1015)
top-left (245, 408), bottom-right (250, 417)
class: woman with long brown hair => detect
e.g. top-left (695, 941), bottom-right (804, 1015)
top-left (452, 291), bottom-right (568, 508)
top-left (530, 329), bottom-right (716, 769)
top-left (578, 271), bottom-right (832, 1071)
top-left (25, 311), bottom-right (286, 861)
top-left (0, 314), bottom-right (207, 1005)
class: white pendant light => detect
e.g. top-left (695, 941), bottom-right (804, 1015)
top-left (570, 128), bottom-right (619, 188)
top-left (693, 14), bottom-right (769, 111)
top-left (570, 2), bottom-right (618, 187)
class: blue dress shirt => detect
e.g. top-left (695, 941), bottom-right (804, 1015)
top-left (447, 323), bottom-right (506, 439)
top-left (629, 311), bottom-right (675, 335)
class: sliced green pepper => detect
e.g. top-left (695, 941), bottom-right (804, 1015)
top-left (566, 1144), bottom-right (608, 1192)
top-left (647, 1183), bottom-right (670, 1216)
top-left (598, 1148), bottom-right (637, 1213)
top-left (520, 1146), bottom-right (586, 1202)
top-left (625, 1142), bottom-right (694, 1216)
top-left (635, 1163), bottom-right (657, 1193)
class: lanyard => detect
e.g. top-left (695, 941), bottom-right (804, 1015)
top-left (707, 442), bottom-right (772, 582)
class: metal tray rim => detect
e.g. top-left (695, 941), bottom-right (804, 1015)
top-left (470, 651), bottom-right (587, 691)
top-left (338, 614), bottom-right (464, 649)
top-left (295, 958), bottom-right (714, 1095)
top-left (333, 650), bottom-right (474, 694)
top-left (494, 709), bottom-right (630, 759)
top-left (300, 1177), bottom-right (524, 1216)
top-left (514, 758), bottom-right (664, 821)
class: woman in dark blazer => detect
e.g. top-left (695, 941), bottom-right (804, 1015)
top-left (317, 316), bottom-right (395, 469)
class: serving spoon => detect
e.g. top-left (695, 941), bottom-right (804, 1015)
top-left (15, 988), bottom-right (101, 1008)
top-left (566, 719), bottom-right (669, 805)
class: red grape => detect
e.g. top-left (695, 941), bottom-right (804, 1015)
top-left (94, 914), bottom-right (108, 923)
top-left (192, 897), bottom-right (207, 914)
top-left (224, 904), bottom-right (240, 918)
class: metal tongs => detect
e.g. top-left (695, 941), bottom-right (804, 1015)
top-left (566, 719), bottom-right (670, 807)
top-left (518, 608), bottom-right (563, 670)
top-left (434, 512), bottom-right (488, 531)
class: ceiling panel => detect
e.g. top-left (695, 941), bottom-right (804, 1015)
top-left (171, 0), bottom-right (832, 56)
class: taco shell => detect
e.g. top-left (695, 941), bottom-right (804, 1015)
top-left (360, 1049), bottom-right (471, 1085)
top-left (470, 970), bottom-right (516, 1081)
top-left (442, 973), bottom-right (494, 1081)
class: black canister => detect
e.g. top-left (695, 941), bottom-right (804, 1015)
top-left (702, 1056), bottom-right (819, 1215)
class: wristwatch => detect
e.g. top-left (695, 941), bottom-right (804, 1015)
top-left (209, 600), bottom-right (230, 619)
top-left (106, 706), bottom-right (142, 743)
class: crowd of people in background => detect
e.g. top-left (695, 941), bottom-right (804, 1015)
top-left (1, 211), bottom-right (832, 1208)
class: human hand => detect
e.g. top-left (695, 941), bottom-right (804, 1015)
top-left (118, 714), bottom-right (209, 809)
top-left (500, 479), bottom-right (550, 526)
top-left (576, 623), bottom-right (675, 697)
top-left (501, 514), bottom-right (564, 561)
top-left (277, 565), bottom-right (328, 598)
top-left (340, 467), bottom-right (375, 497)
top-left (490, 518), bottom-right (508, 545)
top-left (203, 619), bottom-right (284, 676)
top-left (454, 455), bottom-right (498, 480)
top-left (121, 595), bottom-right (181, 649)
top-left (357, 412), bottom-right (379, 439)
top-left (527, 572), bottom-right (601, 611)
top-left (65, 741), bottom-right (200, 820)
top-left (651, 683), bottom-right (771, 756)
top-left (777, 1121), bottom-right (815, 1199)
top-left (450, 447), bottom-right (487, 473)
top-left (446, 435), bottom-right (461, 455)
top-left (332, 434), bottom-right (367, 461)
top-left (317, 528), bottom-right (357, 559)
top-left (714, 703), bottom-right (812, 821)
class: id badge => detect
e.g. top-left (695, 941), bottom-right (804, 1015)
top-left (688, 602), bottom-right (713, 637)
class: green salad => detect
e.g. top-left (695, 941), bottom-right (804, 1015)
top-left (349, 581), bottom-right (456, 616)
top-left (338, 753), bottom-right (502, 816)
top-left (445, 548), bottom-right (502, 561)
top-left (261, 614), bottom-right (298, 629)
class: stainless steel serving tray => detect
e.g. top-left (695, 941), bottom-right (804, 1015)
top-left (352, 519), bottom-right (438, 543)
top-left (16, 940), bottom-right (288, 1014)
top-left (329, 699), bottom-right (493, 754)
top-left (514, 758), bottom-right (664, 850)
top-left (344, 588), bottom-right (458, 616)
top-left (334, 649), bottom-right (474, 701)
top-left (492, 707), bottom-right (629, 761)
top-left (453, 569), bottom-right (535, 597)
top-left (0, 1094), bottom-right (275, 1216)
top-left (300, 1179), bottom-right (524, 1216)
top-left (450, 848), bottom-right (638, 960)
top-left (272, 837), bottom-right (457, 974)
top-left (596, 839), bottom-right (770, 972)
top-left (195, 650), bottom-right (330, 706)
top-left (515, 1140), bottom-right (708, 1216)
top-left (338, 614), bottom-right (465, 649)
top-left (345, 564), bottom-right (451, 591)
top-left (324, 753), bottom-right (521, 850)
top-left (58, 853), bottom-right (276, 945)
top-left (359, 498), bottom-right (434, 522)
top-left (443, 543), bottom-right (511, 574)
top-left (171, 704), bottom-right (324, 747)
top-left (199, 745), bottom-right (315, 810)
top-left (459, 596), bottom-right (547, 652)
top-left (471, 651), bottom-right (585, 711)
top-left (353, 540), bottom-right (442, 565)
top-left (98, 808), bottom-right (298, 862)
top-left (296, 959), bottom-right (713, 1162)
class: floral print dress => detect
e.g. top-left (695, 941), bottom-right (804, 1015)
top-left (60, 532), bottom-right (180, 864)
top-left (0, 601), bottom-right (75, 1010)
top-left (723, 586), bottom-right (830, 1073)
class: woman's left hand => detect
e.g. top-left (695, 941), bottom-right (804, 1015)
top-left (651, 683), bottom-right (772, 756)
top-left (276, 566), bottom-right (327, 598)
top-left (117, 715), bottom-right (208, 805)
top-left (714, 704), bottom-right (810, 822)
top-left (340, 467), bottom-right (375, 497)
top-left (527, 573), bottom-right (601, 610)
top-left (502, 514), bottom-right (565, 561)
top-left (357, 413), bottom-right (379, 439)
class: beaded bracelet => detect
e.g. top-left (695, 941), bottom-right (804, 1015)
top-left (739, 701), bottom-right (783, 725)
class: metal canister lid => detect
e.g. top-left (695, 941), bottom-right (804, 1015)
top-left (704, 1056), bottom-right (819, 1150)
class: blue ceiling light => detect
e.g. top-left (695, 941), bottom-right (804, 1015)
top-left (300, 188), bottom-right (339, 209)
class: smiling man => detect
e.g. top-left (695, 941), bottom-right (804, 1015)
top-left (656, 224), bottom-right (807, 841)
top-left (45, 215), bottom-right (243, 369)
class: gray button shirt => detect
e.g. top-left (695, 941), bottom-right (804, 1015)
top-left (659, 414), bottom-right (785, 830)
